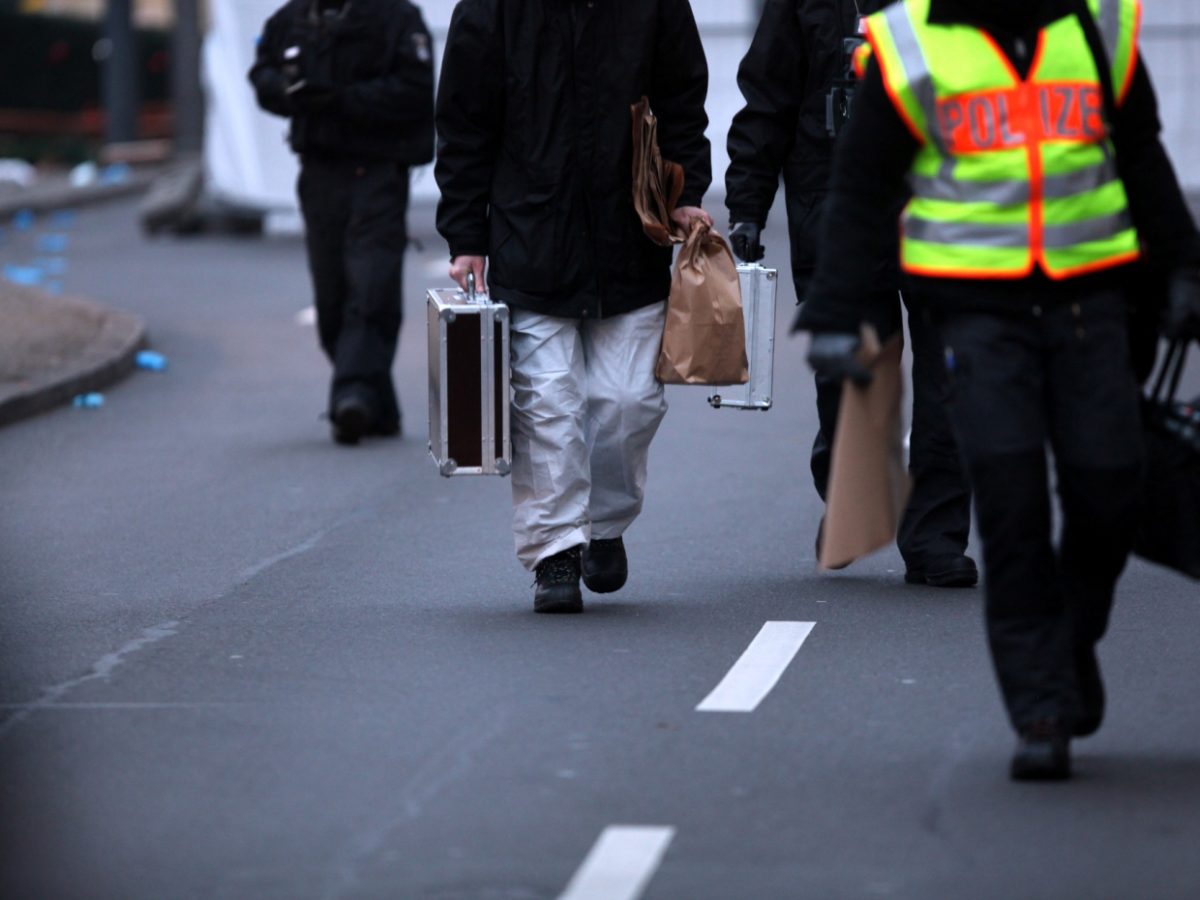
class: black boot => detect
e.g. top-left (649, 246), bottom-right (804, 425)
top-left (581, 537), bottom-right (628, 594)
top-left (534, 546), bottom-right (583, 614)
top-left (331, 396), bottom-right (369, 446)
top-left (904, 553), bottom-right (979, 588)
top-left (1010, 719), bottom-right (1071, 781)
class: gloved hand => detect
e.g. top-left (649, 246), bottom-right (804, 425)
top-left (288, 79), bottom-right (340, 112)
top-left (1165, 268), bottom-right (1200, 341)
top-left (807, 331), bottom-right (872, 386)
top-left (729, 222), bottom-right (765, 263)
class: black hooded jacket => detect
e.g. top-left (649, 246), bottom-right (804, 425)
top-left (435, 0), bottom-right (712, 319)
top-left (725, 0), bottom-right (895, 297)
top-left (249, 0), bottom-right (435, 165)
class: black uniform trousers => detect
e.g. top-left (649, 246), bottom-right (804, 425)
top-left (298, 157), bottom-right (409, 430)
top-left (811, 290), bottom-right (972, 569)
top-left (933, 288), bottom-right (1145, 731)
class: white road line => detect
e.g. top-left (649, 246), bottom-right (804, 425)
top-left (697, 621), bottom-right (815, 713)
top-left (558, 826), bottom-right (675, 900)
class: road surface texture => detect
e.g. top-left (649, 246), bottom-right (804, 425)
top-left (2, 200), bottom-right (1198, 900)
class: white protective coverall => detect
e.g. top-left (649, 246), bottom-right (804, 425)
top-left (509, 302), bottom-right (669, 569)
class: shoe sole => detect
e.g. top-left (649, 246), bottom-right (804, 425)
top-left (905, 569), bottom-right (978, 588)
top-left (534, 596), bottom-right (584, 614)
top-left (581, 571), bottom-right (627, 594)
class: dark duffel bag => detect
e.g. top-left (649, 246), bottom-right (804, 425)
top-left (1134, 340), bottom-right (1200, 580)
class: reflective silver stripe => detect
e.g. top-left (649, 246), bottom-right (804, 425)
top-left (1098, 0), bottom-right (1121, 62)
top-left (909, 159), bottom-right (1120, 206)
top-left (1045, 159), bottom-right (1120, 199)
top-left (909, 174), bottom-right (1029, 206)
top-left (885, 2), bottom-right (948, 154)
top-left (904, 215), bottom-right (1027, 247)
top-left (1044, 210), bottom-right (1133, 249)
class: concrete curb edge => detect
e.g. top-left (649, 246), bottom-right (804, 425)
top-left (0, 304), bottom-right (148, 428)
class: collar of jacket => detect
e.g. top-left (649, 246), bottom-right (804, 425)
top-left (927, 0), bottom-right (1073, 33)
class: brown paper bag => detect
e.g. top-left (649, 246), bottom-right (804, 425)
top-left (655, 221), bottom-right (750, 386)
top-left (818, 326), bottom-right (911, 571)
top-left (631, 97), bottom-right (685, 248)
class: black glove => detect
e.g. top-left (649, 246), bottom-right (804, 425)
top-left (807, 332), bottom-right (872, 386)
top-left (729, 222), bottom-right (765, 263)
top-left (287, 79), bottom-right (340, 112)
top-left (1165, 268), bottom-right (1200, 341)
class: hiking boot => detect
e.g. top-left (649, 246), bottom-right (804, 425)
top-left (331, 397), bottom-right (369, 446)
top-left (1010, 719), bottom-right (1071, 781)
top-left (904, 554), bottom-right (978, 588)
top-left (581, 537), bottom-right (628, 594)
top-left (534, 546), bottom-right (583, 614)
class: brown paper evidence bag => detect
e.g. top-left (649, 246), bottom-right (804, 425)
top-left (630, 97), bottom-right (749, 387)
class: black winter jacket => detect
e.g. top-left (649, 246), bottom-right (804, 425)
top-left (435, 0), bottom-right (711, 319)
top-left (725, 0), bottom-right (894, 299)
top-left (249, 0), bottom-right (434, 166)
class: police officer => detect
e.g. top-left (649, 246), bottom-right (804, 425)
top-left (436, 0), bottom-right (712, 613)
top-left (726, 0), bottom-right (977, 588)
top-left (249, 0), bottom-right (434, 445)
top-left (802, 0), bottom-right (1200, 779)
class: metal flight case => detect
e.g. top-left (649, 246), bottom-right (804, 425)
top-left (427, 274), bottom-right (512, 477)
top-left (708, 263), bottom-right (778, 411)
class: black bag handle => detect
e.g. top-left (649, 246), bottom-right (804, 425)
top-left (1071, 0), bottom-right (1118, 134)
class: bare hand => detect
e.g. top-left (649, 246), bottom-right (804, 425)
top-left (449, 256), bottom-right (487, 294)
top-left (670, 205), bottom-right (714, 232)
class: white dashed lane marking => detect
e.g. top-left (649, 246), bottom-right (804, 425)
top-left (558, 826), bottom-right (675, 900)
top-left (696, 621), bottom-right (815, 713)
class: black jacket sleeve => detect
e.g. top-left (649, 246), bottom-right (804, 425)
top-left (248, 10), bottom-right (293, 118)
top-left (650, 0), bottom-right (712, 209)
top-left (1112, 59), bottom-right (1200, 271)
top-left (434, 0), bottom-right (504, 259)
top-left (800, 59), bottom-right (917, 332)
top-left (724, 0), bottom-right (804, 227)
top-left (340, 5), bottom-right (435, 129)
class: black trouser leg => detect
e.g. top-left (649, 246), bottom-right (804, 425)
top-left (334, 163), bottom-right (407, 429)
top-left (937, 291), bottom-right (1144, 732)
top-left (897, 301), bottom-right (972, 567)
top-left (1045, 292), bottom-right (1145, 728)
top-left (298, 163), bottom-right (349, 364)
top-left (298, 160), bottom-right (408, 429)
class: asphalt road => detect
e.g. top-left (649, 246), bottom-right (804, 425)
top-left (1, 199), bottom-right (1199, 900)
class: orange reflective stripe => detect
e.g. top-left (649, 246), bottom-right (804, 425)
top-left (1045, 249), bottom-right (1141, 280)
top-left (1117, 1), bottom-right (1141, 104)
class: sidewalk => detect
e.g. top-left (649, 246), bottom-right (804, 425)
top-left (0, 172), bottom-right (151, 428)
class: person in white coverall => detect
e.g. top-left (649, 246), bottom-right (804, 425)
top-left (434, 0), bottom-right (713, 613)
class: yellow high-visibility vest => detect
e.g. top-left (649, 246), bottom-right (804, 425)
top-left (866, 0), bottom-right (1142, 280)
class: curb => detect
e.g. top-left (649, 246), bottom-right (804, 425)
top-left (0, 173), bottom-right (154, 219)
top-left (0, 292), bottom-right (147, 429)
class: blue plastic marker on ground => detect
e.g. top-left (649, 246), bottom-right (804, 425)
top-left (3, 265), bottom-right (44, 286)
top-left (50, 209), bottom-right (78, 228)
top-left (135, 350), bottom-right (168, 371)
top-left (34, 257), bottom-right (68, 275)
top-left (100, 163), bottom-right (131, 185)
top-left (12, 209), bottom-right (35, 231)
top-left (73, 393), bottom-right (105, 409)
top-left (37, 234), bottom-right (69, 254)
